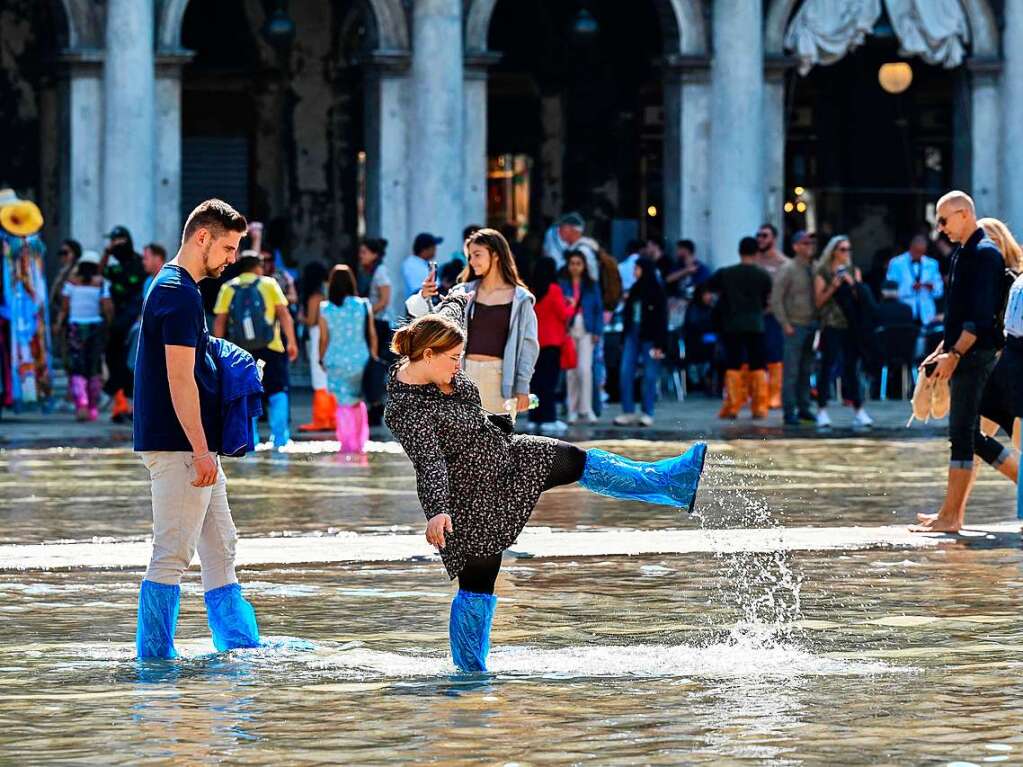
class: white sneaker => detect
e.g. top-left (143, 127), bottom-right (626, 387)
top-left (566, 412), bottom-right (579, 424)
top-left (816, 409), bottom-right (832, 428)
top-left (613, 413), bottom-right (637, 426)
top-left (854, 408), bottom-right (874, 427)
top-left (638, 414), bottom-right (654, 427)
top-left (583, 412), bottom-right (599, 424)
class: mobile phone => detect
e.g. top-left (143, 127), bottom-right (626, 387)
top-left (428, 260), bottom-right (438, 279)
top-left (835, 265), bottom-right (849, 277)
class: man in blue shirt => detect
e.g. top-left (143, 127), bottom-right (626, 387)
top-left (885, 235), bottom-right (944, 325)
top-left (133, 198), bottom-right (261, 659)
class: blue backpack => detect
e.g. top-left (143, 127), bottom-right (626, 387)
top-left (227, 279), bottom-right (276, 351)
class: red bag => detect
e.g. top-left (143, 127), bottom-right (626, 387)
top-left (560, 336), bottom-right (578, 370)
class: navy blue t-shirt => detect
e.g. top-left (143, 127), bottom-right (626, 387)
top-left (133, 264), bottom-right (221, 452)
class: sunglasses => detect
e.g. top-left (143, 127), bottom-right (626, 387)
top-left (836, 246), bottom-right (851, 252)
top-left (937, 209), bottom-right (962, 228)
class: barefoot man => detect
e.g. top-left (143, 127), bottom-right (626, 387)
top-left (913, 191), bottom-right (1005, 533)
top-left (134, 199), bottom-right (261, 657)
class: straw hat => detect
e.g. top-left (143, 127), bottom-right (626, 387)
top-left (0, 188), bottom-right (44, 237)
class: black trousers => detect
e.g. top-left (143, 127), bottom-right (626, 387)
top-left (817, 326), bottom-right (862, 409)
top-left (104, 323), bottom-right (134, 397)
top-left (529, 346), bottom-right (562, 423)
top-left (722, 332), bottom-right (766, 371)
top-left (457, 440), bottom-right (587, 594)
top-left (949, 348), bottom-right (997, 467)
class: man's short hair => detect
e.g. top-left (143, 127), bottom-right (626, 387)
top-left (936, 190), bottom-right (975, 215)
top-left (739, 236), bottom-right (759, 256)
top-left (758, 223), bottom-right (778, 237)
top-left (181, 199), bottom-right (247, 244)
top-left (144, 242), bottom-right (167, 261)
top-left (677, 239), bottom-right (695, 253)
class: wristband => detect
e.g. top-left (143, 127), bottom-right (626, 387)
top-left (950, 348), bottom-right (963, 359)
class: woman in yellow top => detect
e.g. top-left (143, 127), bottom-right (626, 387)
top-left (213, 250), bottom-right (299, 449)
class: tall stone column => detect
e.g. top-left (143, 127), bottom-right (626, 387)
top-left (365, 52), bottom-right (412, 317)
top-left (410, 0), bottom-right (464, 250)
top-left (762, 58), bottom-right (790, 238)
top-left (1002, 0), bottom-right (1023, 227)
top-left (155, 51), bottom-right (192, 250)
top-left (60, 50), bottom-right (104, 249)
top-left (971, 61), bottom-right (1001, 217)
top-left (663, 56), bottom-right (711, 256)
top-left (709, 0), bottom-right (763, 267)
top-left (463, 53), bottom-right (500, 230)
top-left (102, 0), bottom-right (156, 243)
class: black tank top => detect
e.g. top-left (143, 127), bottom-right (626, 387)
top-left (466, 302), bottom-right (512, 357)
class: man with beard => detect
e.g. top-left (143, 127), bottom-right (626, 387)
top-left (100, 225), bottom-right (146, 422)
top-left (756, 223), bottom-right (789, 410)
top-left (133, 199), bottom-right (260, 658)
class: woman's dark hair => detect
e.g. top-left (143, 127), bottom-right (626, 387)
top-left (62, 239), bottom-right (82, 262)
top-left (460, 228), bottom-right (526, 287)
top-left (529, 255), bottom-right (558, 301)
top-left (301, 261), bottom-right (329, 305)
top-left (361, 237), bottom-right (388, 260)
top-left (327, 264), bottom-right (358, 306)
top-left (561, 249), bottom-right (594, 288)
top-left (75, 261), bottom-right (98, 281)
top-left (628, 257), bottom-right (666, 305)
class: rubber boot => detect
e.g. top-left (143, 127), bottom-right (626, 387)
top-left (717, 370), bottom-right (744, 419)
top-left (136, 580), bottom-right (180, 660)
top-left (580, 442), bottom-right (708, 512)
top-left (300, 389), bottom-right (337, 432)
top-left (337, 402), bottom-right (369, 453)
top-left (449, 589), bottom-right (498, 673)
top-left (87, 375), bottom-right (103, 421)
top-left (750, 369), bottom-right (770, 419)
top-left (267, 391), bottom-right (291, 449)
top-left (111, 389), bottom-right (132, 422)
top-left (768, 362), bottom-right (783, 410)
top-left (251, 416), bottom-right (261, 447)
top-left (204, 583), bottom-right (261, 652)
top-left (69, 374), bottom-right (88, 420)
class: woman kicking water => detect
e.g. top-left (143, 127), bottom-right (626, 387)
top-left (384, 294), bottom-right (707, 673)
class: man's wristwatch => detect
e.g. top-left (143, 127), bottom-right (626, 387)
top-left (950, 348), bottom-right (963, 359)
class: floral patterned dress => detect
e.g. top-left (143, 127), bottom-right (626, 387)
top-left (384, 295), bottom-right (558, 578)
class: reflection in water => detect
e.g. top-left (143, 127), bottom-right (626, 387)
top-left (0, 439), bottom-right (1021, 764)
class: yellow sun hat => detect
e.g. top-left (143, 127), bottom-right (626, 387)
top-left (0, 189), bottom-right (44, 236)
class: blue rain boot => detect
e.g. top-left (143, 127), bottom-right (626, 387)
top-left (449, 590), bottom-right (498, 673)
top-left (1017, 474), bottom-right (1023, 521)
top-left (579, 442), bottom-right (708, 512)
top-left (136, 580), bottom-right (180, 659)
top-left (204, 583), bottom-right (261, 652)
top-left (268, 391), bottom-right (291, 449)
top-left (251, 416), bottom-right (261, 447)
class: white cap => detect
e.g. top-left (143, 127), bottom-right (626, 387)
top-left (78, 250), bottom-right (101, 265)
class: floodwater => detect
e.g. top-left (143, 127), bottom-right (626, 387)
top-left (1, 438), bottom-right (1021, 765)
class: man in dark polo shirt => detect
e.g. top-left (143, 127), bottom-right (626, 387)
top-left (913, 190), bottom-right (1006, 533)
top-left (133, 199), bottom-right (261, 658)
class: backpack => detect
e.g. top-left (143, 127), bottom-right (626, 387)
top-left (227, 279), bottom-right (276, 351)
top-left (597, 247), bottom-right (623, 311)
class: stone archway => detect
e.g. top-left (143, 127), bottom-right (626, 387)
top-left (762, 0), bottom-right (1003, 231)
top-left (157, 0), bottom-right (410, 53)
top-left (462, 0), bottom-right (709, 251)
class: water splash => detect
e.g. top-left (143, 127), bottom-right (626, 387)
top-left (693, 452), bottom-right (805, 648)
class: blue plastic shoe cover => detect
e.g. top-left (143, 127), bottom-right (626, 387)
top-left (449, 589), bottom-right (498, 673)
top-left (268, 392), bottom-right (291, 448)
top-left (579, 442), bottom-right (708, 512)
top-left (204, 583), bottom-right (261, 652)
top-left (136, 580), bottom-right (180, 660)
top-left (1017, 477), bottom-right (1023, 520)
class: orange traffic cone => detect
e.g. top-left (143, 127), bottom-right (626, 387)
top-left (299, 389), bottom-right (338, 432)
top-left (768, 362), bottom-right (783, 409)
top-left (750, 369), bottom-right (770, 419)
